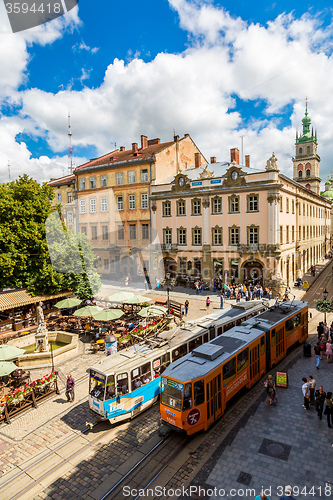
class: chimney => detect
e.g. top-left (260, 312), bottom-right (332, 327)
top-left (147, 138), bottom-right (160, 146)
top-left (245, 155), bottom-right (250, 168)
top-left (195, 153), bottom-right (201, 169)
top-left (230, 148), bottom-right (239, 164)
top-left (132, 143), bottom-right (138, 153)
top-left (141, 135), bottom-right (148, 149)
top-left (174, 134), bottom-right (179, 142)
top-left (184, 133), bottom-right (189, 137)
top-left (210, 156), bottom-right (216, 164)
top-left (120, 146), bottom-right (125, 151)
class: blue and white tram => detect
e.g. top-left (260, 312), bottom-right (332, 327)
top-left (88, 301), bottom-right (267, 423)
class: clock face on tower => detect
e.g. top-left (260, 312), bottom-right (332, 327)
top-left (178, 176), bottom-right (184, 186)
top-left (231, 170), bottom-right (238, 181)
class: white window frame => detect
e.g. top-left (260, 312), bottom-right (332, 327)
top-left (80, 200), bottom-right (86, 214)
top-left (101, 175), bottom-right (107, 187)
top-left (79, 178), bottom-right (86, 190)
top-left (116, 172), bottom-right (123, 185)
top-left (57, 193), bottom-right (62, 203)
top-left (90, 176), bottom-right (96, 188)
top-left (90, 199), bottom-right (97, 213)
top-left (128, 170), bottom-right (136, 183)
top-left (101, 197), bottom-right (107, 212)
top-left (141, 193), bottom-right (148, 209)
top-left (129, 195), bottom-right (135, 210)
top-left (67, 211), bottom-right (73, 223)
top-left (141, 169), bottom-right (148, 182)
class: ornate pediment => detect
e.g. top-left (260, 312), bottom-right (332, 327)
top-left (171, 173), bottom-right (191, 192)
top-left (222, 163), bottom-right (247, 187)
top-left (199, 165), bottom-right (214, 179)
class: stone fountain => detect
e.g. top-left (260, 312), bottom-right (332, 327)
top-left (34, 302), bottom-right (50, 352)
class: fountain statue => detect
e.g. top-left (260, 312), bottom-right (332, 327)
top-left (35, 302), bottom-right (50, 352)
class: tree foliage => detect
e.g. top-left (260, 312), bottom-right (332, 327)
top-left (0, 175), bottom-right (101, 298)
top-left (315, 299), bottom-right (333, 314)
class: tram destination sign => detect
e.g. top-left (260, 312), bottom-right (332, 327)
top-left (276, 371), bottom-right (288, 388)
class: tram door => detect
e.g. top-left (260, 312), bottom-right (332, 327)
top-left (206, 372), bottom-right (222, 428)
top-left (275, 325), bottom-right (285, 362)
top-left (250, 343), bottom-right (260, 384)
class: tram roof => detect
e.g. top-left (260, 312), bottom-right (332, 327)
top-left (162, 300), bottom-right (308, 382)
top-left (89, 302), bottom-right (267, 375)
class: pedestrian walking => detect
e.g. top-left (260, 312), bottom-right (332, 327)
top-left (220, 293), bottom-right (224, 309)
top-left (302, 377), bottom-right (310, 410)
top-left (320, 335), bottom-right (326, 360)
top-left (279, 485), bottom-right (296, 500)
top-left (308, 375), bottom-right (316, 405)
top-left (325, 339), bottom-right (333, 363)
top-left (65, 374), bottom-right (75, 402)
top-left (324, 392), bottom-right (333, 428)
top-left (314, 342), bottom-right (321, 369)
top-left (264, 374), bottom-right (276, 405)
top-left (315, 386), bottom-right (326, 420)
top-left (184, 300), bottom-right (189, 316)
top-left (206, 297), bottom-right (211, 309)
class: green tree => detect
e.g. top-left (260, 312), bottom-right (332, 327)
top-left (315, 299), bottom-right (333, 314)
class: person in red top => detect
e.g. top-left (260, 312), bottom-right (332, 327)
top-left (65, 374), bottom-right (75, 402)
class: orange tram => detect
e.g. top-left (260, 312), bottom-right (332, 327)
top-left (160, 299), bottom-right (308, 435)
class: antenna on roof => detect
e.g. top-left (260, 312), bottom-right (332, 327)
top-left (240, 135), bottom-right (245, 166)
top-left (68, 111), bottom-right (75, 174)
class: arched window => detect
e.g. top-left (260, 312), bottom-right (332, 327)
top-left (306, 169), bottom-right (311, 177)
top-left (298, 170), bottom-right (303, 178)
top-left (299, 147), bottom-right (302, 154)
top-left (307, 146), bottom-right (310, 153)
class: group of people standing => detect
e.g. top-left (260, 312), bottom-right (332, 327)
top-left (301, 375), bottom-right (333, 427)
top-left (314, 321), bottom-right (333, 368)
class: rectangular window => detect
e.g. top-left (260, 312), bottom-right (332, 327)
top-left (80, 200), bottom-right (86, 214)
top-left (90, 199), bottom-right (96, 213)
top-left (79, 178), bottom-right (85, 190)
top-left (237, 348), bottom-right (249, 374)
top-left (67, 211), bottom-right (73, 223)
top-left (178, 228), bottom-right (186, 245)
top-left (286, 198), bottom-right (289, 213)
top-left (163, 201), bottom-right (171, 217)
top-left (280, 226), bottom-right (283, 244)
top-left (303, 226), bottom-right (305, 239)
top-left (286, 225), bottom-right (289, 244)
top-left (67, 192), bottom-right (72, 203)
top-left (299, 226), bottom-right (301, 240)
top-left (128, 195), bottom-right (135, 210)
top-left (292, 226), bottom-right (295, 242)
top-left (141, 169), bottom-right (148, 182)
top-left (229, 196), bottom-right (239, 213)
top-left (212, 198), bottom-right (222, 214)
top-left (57, 193), bottom-right (62, 203)
top-left (223, 358), bottom-right (236, 384)
top-left (90, 176), bottom-right (96, 188)
top-left (280, 198), bottom-right (283, 212)
top-left (292, 200), bottom-right (295, 214)
top-left (177, 200), bottom-right (186, 216)
top-left (118, 225), bottom-right (124, 240)
top-left (142, 224), bottom-right (149, 239)
top-left (81, 226), bottom-right (87, 235)
top-left (248, 195), bottom-right (258, 212)
top-left (192, 200), bottom-right (201, 215)
top-left (102, 226), bottom-right (108, 240)
top-left (101, 197), bottom-right (107, 212)
top-left (248, 227), bottom-right (258, 244)
top-left (129, 224), bottom-right (136, 239)
top-left (141, 193), bottom-right (148, 209)
top-left (229, 228), bottom-right (239, 245)
top-left (163, 229), bottom-right (172, 244)
top-left (104, 259), bottom-right (109, 270)
top-left (117, 196), bottom-right (123, 210)
top-left (128, 170), bottom-right (135, 183)
top-left (116, 172), bottom-right (123, 185)
top-left (193, 228), bottom-right (202, 245)
top-left (213, 228), bottom-right (222, 245)
top-left (91, 226), bottom-right (97, 240)
top-left (101, 175), bottom-right (107, 187)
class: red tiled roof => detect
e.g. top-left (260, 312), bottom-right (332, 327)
top-left (75, 140), bottom-right (177, 172)
top-left (48, 174), bottom-right (75, 187)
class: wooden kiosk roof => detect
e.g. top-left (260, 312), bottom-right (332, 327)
top-left (0, 290), bottom-right (70, 312)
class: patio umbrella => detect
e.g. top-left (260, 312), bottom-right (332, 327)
top-left (126, 295), bottom-right (153, 304)
top-left (0, 361), bottom-right (18, 377)
top-left (0, 345), bottom-right (25, 361)
top-left (108, 291), bottom-right (136, 303)
top-left (55, 298), bottom-right (82, 309)
top-left (92, 309), bottom-right (124, 321)
top-left (138, 305), bottom-right (168, 318)
top-left (73, 306), bottom-right (103, 317)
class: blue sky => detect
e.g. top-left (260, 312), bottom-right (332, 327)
top-left (1, 0), bottom-right (333, 184)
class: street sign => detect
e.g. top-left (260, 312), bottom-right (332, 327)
top-left (276, 371), bottom-right (288, 388)
top-left (302, 281), bottom-right (309, 289)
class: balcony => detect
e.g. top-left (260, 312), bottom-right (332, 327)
top-left (161, 244), bottom-right (178, 252)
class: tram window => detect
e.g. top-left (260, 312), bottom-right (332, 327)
top-left (224, 323), bottom-right (234, 333)
top-left (203, 333), bottom-right (209, 343)
top-left (172, 343), bottom-right (188, 362)
top-left (217, 327), bottom-right (223, 336)
top-left (237, 348), bottom-right (249, 373)
top-left (236, 319), bottom-right (242, 326)
top-left (189, 337), bottom-right (202, 351)
top-left (183, 383), bottom-right (192, 410)
top-left (223, 358), bottom-right (236, 385)
top-left (209, 326), bottom-right (216, 340)
top-left (260, 336), bottom-right (265, 356)
top-left (89, 370), bottom-right (106, 401)
top-left (116, 373), bottom-right (128, 394)
top-left (194, 380), bottom-right (205, 405)
top-left (294, 313), bottom-right (301, 328)
top-left (105, 375), bottom-right (116, 399)
top-left (271, 329), bottom-right (276, 347)
top-left (286, 318), bottom-right (293, 333)
top-left (161, 378), bottom-right (183, 411)
top-left (131, 362), bottom-right (151, 390)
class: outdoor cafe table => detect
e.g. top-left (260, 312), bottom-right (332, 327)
top-left (96, 339), bottom-right (105, 344)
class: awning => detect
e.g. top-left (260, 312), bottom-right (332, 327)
top-left (0, 290), bottom-right (71, 312)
